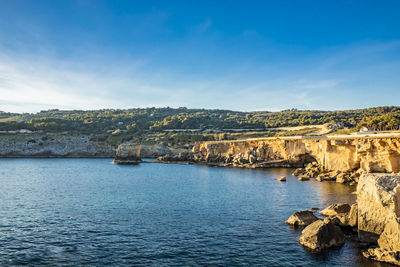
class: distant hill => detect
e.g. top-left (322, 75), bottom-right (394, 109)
top-left (0, 106), bottom-right (400, 134)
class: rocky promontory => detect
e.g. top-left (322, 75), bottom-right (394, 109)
top-left (288, 173), bottom-right (400, 265)
top-left (113, 143), bottom-right (141, 164)
top-left (192, 135), bottom-right (400, 183)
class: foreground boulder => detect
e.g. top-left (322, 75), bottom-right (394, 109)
top-left (299, 220), bottom-right (345, 251)
top-left (113, 143), bottom-right (141, 164)
top-left (357, 174), bottom-right (400, 243)
top-left (286, 211), bottom-right (318, 227)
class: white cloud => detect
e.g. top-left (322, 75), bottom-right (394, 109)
top-left (1, 40), bottom-right (399, 113)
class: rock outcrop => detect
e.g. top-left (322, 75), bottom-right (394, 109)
top-left (140, 144), bottom-right (191, 158)
top-left (363, 248), bottom-right (400, 266)
top-left (363, 219), bottom-right (400, 265)
top-left (113, 142), bottom-right (141, 164)
top-left (355, 174), bottom-right (400, 265)
top-left (357, 173), bottom-right (400, 243)
top-left (288, 174), bottom-right (400, 263)
top-left (378, 219), bottom-right (400, 252)
top-left (320, 203), bottom-right (351, 216)
top-left (277, 176), bottom-right (286, 181)
top-left (286, 211), bottom-right (318, 227)
top-left (157, 151), bottom-right (194, 163)
top-left (299, 220), bottom-right (345, 251)
top-left (192, 136), bottom-right (400, 181)
top-left (0, 135), bottom-right (114, 157)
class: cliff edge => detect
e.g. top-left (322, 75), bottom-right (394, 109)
top-left (192, 135), bottom-right (400, 175)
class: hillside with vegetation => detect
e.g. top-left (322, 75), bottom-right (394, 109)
top-left (1, 106), bottom-right (400, 148)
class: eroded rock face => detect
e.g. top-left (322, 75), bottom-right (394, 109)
top-left (377, 219), bottom-right (400, 252)
top-left (347, 204), bottom-right (358, 228)
top-left (113, 142), bottom-right (141, 164)
top-left (362, 221), bottom-right (400, 265)
top-left (192, 137), bottom-right (400, 175)
top-left (363, 248), bottom-right (400, 266)
top-left (0, 136), bottom-right (114, 157)
top-left (299, 220), bottom-right (345, 251)
top-left (157, 151), bottom-right (194, 163)
top-left (357, 174), bottom-right (400, 243)
top-left (286, 211), bottom-right (318, 227)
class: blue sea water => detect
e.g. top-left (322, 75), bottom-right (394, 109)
top-left (0, 159), bottom-right (389, 266)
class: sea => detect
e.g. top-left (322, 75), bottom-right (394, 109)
top-left (0, 158), bottom-right (389, 266)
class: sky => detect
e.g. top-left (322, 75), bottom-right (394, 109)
top-left (0, 0), bottom-right (399, 113)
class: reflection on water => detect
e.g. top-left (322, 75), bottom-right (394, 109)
top-left (309, 179), bottom-right (357, 206)
top-left (0, 159), bottom-right (389, 266)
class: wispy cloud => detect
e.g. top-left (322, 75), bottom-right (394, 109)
top-left (1, 39), bottom-right (399, 113)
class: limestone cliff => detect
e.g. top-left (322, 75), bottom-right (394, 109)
top-left (0, 136), bottom-right (114, 157)
top-left (357, 173), bottom-right (400, 243)
top-left (357, 174), bottom-right (400, 265)
top-left (192, 135), bottom-right (400, 173)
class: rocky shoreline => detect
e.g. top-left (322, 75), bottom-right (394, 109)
top-left (0, 136), bottom-right (115, 158)
top-left (3, 135), bottom-right (400, 264)
top-left (113, 135), bottom-right (400, 187)
top-left (190, 135), bottom-right (400, 173)
top-left (286, 173), bottom-right (400, 265)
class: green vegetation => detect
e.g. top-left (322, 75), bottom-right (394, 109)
top-left (0, 106), bottom-right (399, 147)
top-left (1, 106), bottom-right (400, 133)
top-left (356, 113), bottom-right (400, 131)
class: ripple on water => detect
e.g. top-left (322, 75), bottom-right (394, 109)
top-left (0, 159), bottom-right (389, 266)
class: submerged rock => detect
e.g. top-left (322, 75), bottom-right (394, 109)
top-left (299, 220), bottom-right (345, 251)
top-left (286, 211), bottom-right (318, 227)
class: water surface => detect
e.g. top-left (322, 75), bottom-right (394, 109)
top-left (0, 159), bottom-right (389, 266)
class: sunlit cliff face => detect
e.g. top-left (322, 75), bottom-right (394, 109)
top-left (193, 137), bottom-right (400, 173)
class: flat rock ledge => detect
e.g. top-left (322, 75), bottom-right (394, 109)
top-left (292, 162), bottom-right (361, 184)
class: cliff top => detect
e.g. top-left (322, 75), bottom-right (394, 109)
top-left (200, 133), bottom-right (400, 144)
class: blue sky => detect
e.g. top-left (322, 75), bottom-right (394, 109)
top-left (0, 0), bottom-right (399, 112)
